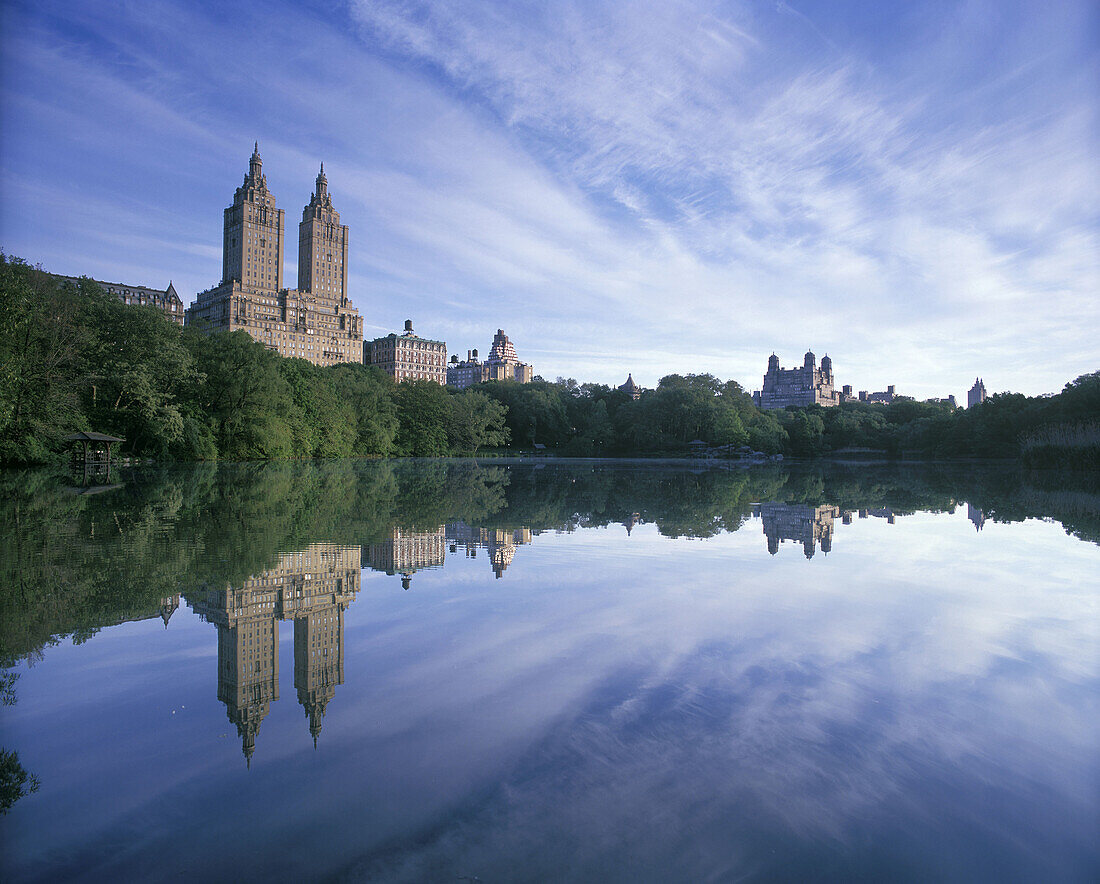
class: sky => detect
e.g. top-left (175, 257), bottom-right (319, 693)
top-left (1, 0), bottom-right (1097, 398)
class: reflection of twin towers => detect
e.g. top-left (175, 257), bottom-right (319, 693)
top-left (185, 527), bottom-right (531, 765)
top-left (187, 544), bottom-right (360, 767)
top-left (753, 503), bottom-right (902, 558)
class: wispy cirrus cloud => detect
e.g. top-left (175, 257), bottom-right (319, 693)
top-left (349, 0), bottom-right (1100, 394)
top-left (1, 0), bottom-right (1096, 395)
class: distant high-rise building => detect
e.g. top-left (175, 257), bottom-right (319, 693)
top-left (754, 503), bottom-right (841, 558)
top-left (967, 503), bottom-right (986, 531)
top-left (447, 329), bottom-right (533, 388)
top-left (753, 351), bottom-right (839, 409)
top-left (186, 145), bottom-right (363, 366)
top-left (447, 349), bottom-right (484, 389)
top-left (860, 385), bottom-right (897, 405)
top-left (968, 378), bottom-right (987, 408)
top-left (297, 164), bottom-right (349, 304)
top-left (366, 319), bottom-right (447, 384)
top-left (485, 329), bottom-right (532, 382)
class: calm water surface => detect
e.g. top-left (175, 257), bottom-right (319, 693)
top-left (1, 460), bottom-right (1097, 882)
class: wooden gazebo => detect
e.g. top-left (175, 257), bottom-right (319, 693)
top-left (66, 431), bottom-right (125, 467)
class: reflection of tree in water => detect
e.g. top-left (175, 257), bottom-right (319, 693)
top-left (0, 748), bottom-right (39, 814)
top-left (0, 672), bottom-right (39, 814)
top-left (1, 458), bottom-right (1097, 787)
top-left (2, 461), bottom-right (1098, 669)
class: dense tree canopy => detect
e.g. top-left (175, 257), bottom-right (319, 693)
top-left (0, 254), bottom-right (1096, 466)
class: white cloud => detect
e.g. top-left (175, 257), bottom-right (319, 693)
top-left (1, 0), bottom-right (1095, 395)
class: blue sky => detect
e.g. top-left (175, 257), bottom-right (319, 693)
top-left (1, 0), bottom-right (1096, 397)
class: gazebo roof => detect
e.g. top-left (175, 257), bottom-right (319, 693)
top-left (65, 431), bottom-right (125, 443)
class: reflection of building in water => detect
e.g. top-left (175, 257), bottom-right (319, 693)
top-left (967, 503), bottom-right (986, 531)
top-left (106, 595), bottom-right (180, 629)
top-left (446, 523), bottom-right (533, 578)
top-left (186, 544), bottom-right (361, 766)
top-left (363, 527), bottom-right (445, 589)
top-left (754, 504), bottom-right (841, 558)
top-left (755, 504), bottom-right (911, 557)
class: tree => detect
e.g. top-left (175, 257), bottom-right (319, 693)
top-left (394, 380), bottom-right (452, 456)
top-left (328, 363), bottom-right (399, 456)
top-left (80, 288), bottom-right (198, 458)
top-left (0, 748), bottom-right (39, 814)
top-left (0, 257), bottom-right (87, 462)
top-left (183, 328), bottom-right (295, 459)
top-left (712, 405), bottom-right (749, 447)
top-left (447, 390), bottom-right (510, 454)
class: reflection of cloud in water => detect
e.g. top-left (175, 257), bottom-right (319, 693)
top-left (341, 522), bottom-right (1098, 882)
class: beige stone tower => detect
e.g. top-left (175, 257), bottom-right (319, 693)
top-left (217, 615), bottom-right (280, 768)
top-left (298, 164), bottom-right (349, 303)
top-left (222, 142), bottom-right (285, 292)
top-left (294, 604), bottom-right (345, 747)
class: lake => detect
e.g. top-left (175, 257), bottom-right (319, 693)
top-left (1, 459), bottom-right (1097, 882)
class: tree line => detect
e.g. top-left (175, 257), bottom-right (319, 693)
top-left (483, 371), bottom-right (1098, 467)
top-left (1, 254), bottom-right (1096, 466)
top-left (0, 256), bottom-right (508, 462)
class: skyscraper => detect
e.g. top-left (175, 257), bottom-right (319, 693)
top-left (968, 378), bottom-right (987, 408)
top-left (187, 145), bottom-right (364, 366)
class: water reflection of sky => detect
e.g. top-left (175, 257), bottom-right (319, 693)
top-left (3, 507), bottom-right (1098, 882)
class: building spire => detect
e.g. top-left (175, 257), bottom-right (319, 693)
top-left (249, 142), bottom-right (263, 180)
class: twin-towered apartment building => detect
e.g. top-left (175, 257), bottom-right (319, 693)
top-left (185, 144), bottom-right (364, 366)
top-left (181, 144), bottom-right (532, 384)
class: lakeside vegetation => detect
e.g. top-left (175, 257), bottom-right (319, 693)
top-left (2, 254), bottom-right (1097, 466)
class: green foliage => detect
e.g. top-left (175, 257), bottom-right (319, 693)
top-left (184, 328), bottom-right (295, 458)
top-left (1, 253), bottom-right (1096, 466)
top-left (394, 380), bottom-right (452, 456)
top-left (0, 256), bottom-right (88, 462)
top-left (447, 389), bottom-right (510, 454)
top-left (80, 285), bottom-right (199, 458)
top-left (329, 363), bottom-right (399, 456)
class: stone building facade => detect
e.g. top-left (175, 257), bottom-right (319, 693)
top-left (446, 349), bottom-right (484, 389)
top-left (52, 274), bottom-right (185, 325)
top-left (186, 543), bottom-right (361, 765)
top-left (753, 351), bottom-right (839, 409)
top-left (447, 329), bottom-right (533, 388)
top-left (968, 378), bottom-right (987, 408)
top-left (485, 329), bottom-right (533, 383)
top-left (366, 320), bottom-right (448, 384)
top-left (186, 145), bottom-right (363, 366)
